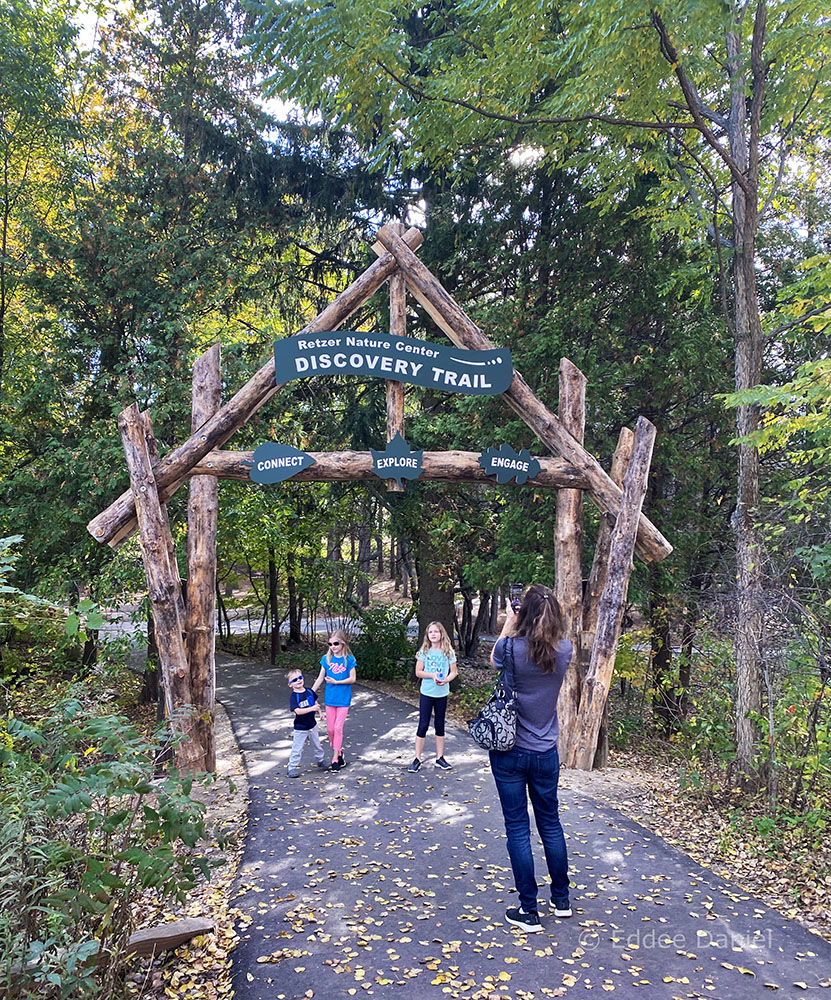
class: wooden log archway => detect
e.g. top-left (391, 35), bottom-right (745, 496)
top-left (89, 222), bottom-right (671, 773)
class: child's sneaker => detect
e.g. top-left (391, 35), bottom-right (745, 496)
top-left (315, 760), bottom-right (328, 768)
top-left (407, 758), bottom-right (422, 772)
top-left (505, 907), bottom-right (542, 933)
top-left (434, 756), bottom-right (452, 770)
top-left (288, 768), bottom-right (300, 778)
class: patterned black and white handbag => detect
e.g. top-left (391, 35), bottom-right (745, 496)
top-left (468, 638), bottom-right (517, 751)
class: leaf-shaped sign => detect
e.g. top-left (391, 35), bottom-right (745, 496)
top-left (370, 433), bottom-right (424, 487)
top-left (246, 443), bottom-right (316, 484)
top-left (478, 444), bottom-right (541, 485)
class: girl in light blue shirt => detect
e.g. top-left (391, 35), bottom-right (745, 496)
top-left (407, 622), bottom-right (457, 773)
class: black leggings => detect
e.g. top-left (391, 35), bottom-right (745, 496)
top-left (417, 694), bottom-right (447, 738)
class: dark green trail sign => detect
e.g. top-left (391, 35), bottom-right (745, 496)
top-left (274, 332), bottom-right (512, 395)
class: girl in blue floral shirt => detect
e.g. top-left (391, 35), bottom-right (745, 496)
top-left (407, 621), bottom-right (457, 772)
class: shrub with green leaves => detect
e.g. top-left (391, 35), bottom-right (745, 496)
top-left (351, 603), bottom-right (416, 681)
top-left (0, 694), bottom-right (214, 999)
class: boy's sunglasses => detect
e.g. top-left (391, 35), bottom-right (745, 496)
top-left (287, 675), bottom-right (304, 685)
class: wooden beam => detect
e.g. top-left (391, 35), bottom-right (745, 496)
top-left (118, 403), bottom-right (202, 772)
top-left (372, 224), bottom-right (672, 564)
top-left (186, 345), bottom-right (221, 773)
top-left (555, 358), bottom-right (586, 759)
top-left (189, 449), bottom-right (589, 489)
top-left (386, 222), bottom-right (407, 492)
top-left (88, 227), bottom-right (425, 547)
top-left (566, 416), bottom-right (656, 770)
top-left (126, 917), bottom-right (215, 959)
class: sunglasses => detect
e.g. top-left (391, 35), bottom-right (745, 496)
top-left (288, 675), bottom-right (304, 685)
top-left (328, 640), bottom-right (342, 647)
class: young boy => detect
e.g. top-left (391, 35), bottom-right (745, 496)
top-left (287, 669), bottom-right (327, 777)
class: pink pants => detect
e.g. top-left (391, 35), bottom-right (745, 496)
top-left (326, 705), bottom-right (349, 758)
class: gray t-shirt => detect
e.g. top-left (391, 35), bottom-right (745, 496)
top-left (492, 635), bottom-right (573, 752)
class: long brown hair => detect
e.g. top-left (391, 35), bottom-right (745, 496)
top-left (512, 584), bottom-right (564, 673)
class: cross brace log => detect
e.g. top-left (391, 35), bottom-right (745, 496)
top-left (190, 449), bottom-right (589, 489)
top-left (372, 224), bottom-right (672, 564)
top-left (88, 228), bottom-right (425, 547)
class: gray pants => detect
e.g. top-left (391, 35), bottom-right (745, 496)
top-left (289, 726), bottom-right (325, 769)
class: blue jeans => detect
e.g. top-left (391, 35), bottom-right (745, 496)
top-left (489, 745), bottom-right (569, 913)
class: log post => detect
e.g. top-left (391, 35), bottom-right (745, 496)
top-left (88, 228), bottom-right (425, 548)
top-left (185, 345), bottom-right (221, 773)
top-left (386, 223), bottom-right (407, 492)
top-left (118, 404), bottom-right (203, 771)
top-left (555, 358), bottom-right (586, 760)
top-left (583, 427), bottom-right (635, 635)
top-left (581, 427), bottom-right (634, 770)
top-left (372, 224), bottom-right (671, 564)
top-left (566, 417), bottom-right (657, 770)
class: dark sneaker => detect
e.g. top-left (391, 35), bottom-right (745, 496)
top-left (315, 760), bottom-right (328, 768)
top-left (288, 768), bottom-right (300, 778)
top-left (434, 756), bottom-right (452, 770)
top-left (547, 898), bottom-right (572, 918)
top-left (328, 759), bottom-right (342, 772)
top-left (505, 907), bottom-right (542, 933)
top-left (407, 758), bottom-right (422, 773)
top-left (337, 752), bottom-right (347, 769)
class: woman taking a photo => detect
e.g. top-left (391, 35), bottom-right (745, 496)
top-left (489, 583), bottom-right (573, 933)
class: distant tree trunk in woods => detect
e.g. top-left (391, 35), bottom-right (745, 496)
top-left (415, 530), bottom-right (454, 644)
top-left (269, 552), bottom-right (279, 665)
top-left (356, 520), bottom-right (372, 607)
top-left (287, 554), bottom-right (302, 644)
top-left (488, 591), bottom-right (500, 633)
top-left (143, 610), bottom-right (161, 711)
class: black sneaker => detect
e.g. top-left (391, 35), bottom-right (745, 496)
top-left (434, 756), bottom-right (452, 770)
top-left (545, 898), bottom-right (572, 918)
top-left (337, 752), bottom-right (347, 769)
top-left (407, 758), bottom-right (422, 772)
top-left (505, 907), bottom-right (543, 933)
top-left (328, 759), bottom-right (342, 772)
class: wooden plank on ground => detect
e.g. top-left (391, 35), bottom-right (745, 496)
top-left (126, 917), bottom-right (215, 958)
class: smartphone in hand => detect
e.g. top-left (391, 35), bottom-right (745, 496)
top-left (509, 583), bottom-right (523, 612)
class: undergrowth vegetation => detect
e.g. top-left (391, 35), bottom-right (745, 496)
top-left (0, 695), bottom-right (216, 1000)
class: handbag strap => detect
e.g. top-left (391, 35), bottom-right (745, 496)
top-left (501, 637), bottom-right (516, 692)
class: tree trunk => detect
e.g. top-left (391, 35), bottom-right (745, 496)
top-left (727, 10), bottom-right (765, 779)
top-left (287, 554), bottom-right (302, 644)
top-left (415, 530), bottom-right (454, 643)
top-left (269, 552), bottom-right (279, 665)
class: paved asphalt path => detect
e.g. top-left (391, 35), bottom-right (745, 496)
top-left (217, 655), bottom-right (831, 1000)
